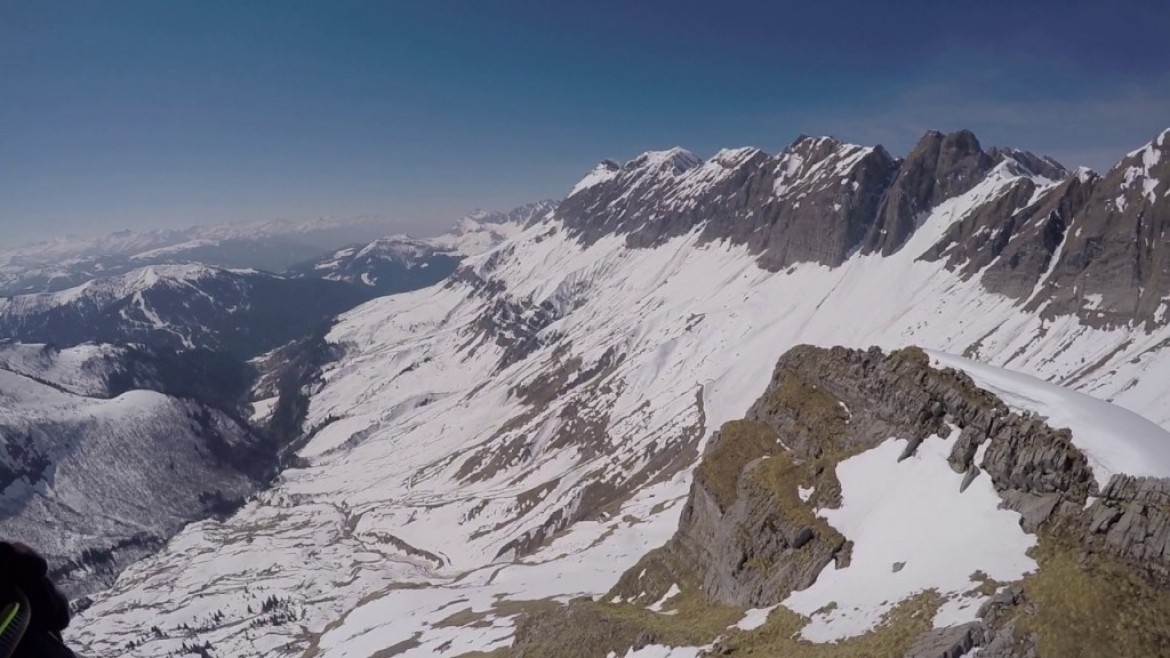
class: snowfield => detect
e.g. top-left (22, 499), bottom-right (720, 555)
top-left (68, 141), bottom-right (1170, 657)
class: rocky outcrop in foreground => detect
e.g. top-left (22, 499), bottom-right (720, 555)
top-left (503, 345), bottom-right (1170, 658)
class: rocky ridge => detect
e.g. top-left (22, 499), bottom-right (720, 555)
top-left (557, 127), bottom-right (1170, 328)
top-left (508, 345), bottom-right (1170, 657)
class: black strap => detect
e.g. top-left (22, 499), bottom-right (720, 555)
top-left (0, 588), bottom-right (30, 658)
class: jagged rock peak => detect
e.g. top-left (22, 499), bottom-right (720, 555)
top-left (911, 124), bottom-right (1170, 329)
top-left (861, 129), bottom-right (1000, 256)
top-left (988, 147), bottom-right (1068, 181)
top-left (557, 128), bottom-right (1087, 279)
top-left (783, 134), bottom-right (877, 159)
top-left (911, 128), bottom-right (992, 178)
top-left (785, 133), bottom-right (843, 153)
top-left (1126, 126), bottom-right (1170, 158)
top-left (773, 135), bottom-right (882, 194)
top-left (565, 149), bottom-right (700, 199)
top-left (1021, 124), bottom-right (1170, 328)
top-left (556, 133), bottom-right (901, 268)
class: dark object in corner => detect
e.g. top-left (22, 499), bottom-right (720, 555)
top-left (0, 542), bottom-right (78, 658)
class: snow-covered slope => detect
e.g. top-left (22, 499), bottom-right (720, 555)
top-left (0, 264), bottom-right (370, 357)
top-left (0, 216), bottom-right (408, 296)
top-left (0, 343), bottom-right (274, 598)
top-left (0, 342), bottom-right (122, 397)
top-left (69, 129), bottom-right (1170, 656)
top-left (294, 201), bottom-right (556, 293)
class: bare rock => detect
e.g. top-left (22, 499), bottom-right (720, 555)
top-left (1084, 475), bottom-right (1170, 586)
top-left (904, 622), bottom-right (983, 658)
top-left (863, 129), bottom-right (997, 256)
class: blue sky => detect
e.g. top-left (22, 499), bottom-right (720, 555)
top-left (2, 1), bottom-right (1169, 244)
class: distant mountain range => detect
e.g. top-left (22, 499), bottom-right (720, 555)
top-left (0, 215), bottom-right (406, 296)
top-left (0, 202), bottom-right (556, 599)
top-left (0, 206), bottom-right (555, 297)
top-left (0, 203), bottom-right (558, 356)
top-left (290, 200), bottom-right (556, 294)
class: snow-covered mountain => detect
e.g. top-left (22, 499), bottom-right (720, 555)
top-left (297, 236), bottom-right (457, 290)
top-left (0, 342), bottom-right (278, 599)
top-left (0, 205), bottom-right (559, 298)
top-left (0, 264), bottom-right (371, 357)
top-left (293, 201), bottom-right (557, 294)
top-left (0, 207), bottom-right (562, 603)
top-left (0, 216), bottom-right (406, 296)
top-left (54, 127), bottom-right (1170, 656)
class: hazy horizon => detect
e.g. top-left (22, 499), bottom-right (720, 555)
top-left (4, 1), bottom-right (1169, 246)
top-left (4, 124), bottom-right (1168, 252)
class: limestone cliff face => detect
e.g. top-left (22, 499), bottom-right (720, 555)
top-left (1031, 131), bottom-right (1170, 328)
top-left (557, 137), bottom-right (900, 270)
top-left (1083, 476), bottom-right (1170, 587)
top-left (670, 420), bottom-right (850, 608)
top-left (974, 174), bottom-right (1097, 301)
top-left (862, 130), bottom-right (998, 256)
top-left (925, 129), bottom-right (1170, 329)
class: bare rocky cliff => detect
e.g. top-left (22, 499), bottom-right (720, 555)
top-left (921, 129), bottom-right (1170, 329)
top-left (557, 137), bottom-right (901, 270)
top-left (556, 129), bottom-right (1070, 275)
top-left (1029, 131), bottom-right (1170, 328)
top-left (862, 129), bottom-right (998, 256)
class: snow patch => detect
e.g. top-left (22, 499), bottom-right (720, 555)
top-left (648, 583), bottom-right (681, 612)
top-left (735, 605), bottom-right (776, 631)
top-left (614, 645), bottom-right (707, 658)
top-left (250, 397), bottom-right (278, 424)
top-left (783, 429), bottom-right (1036, 642)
